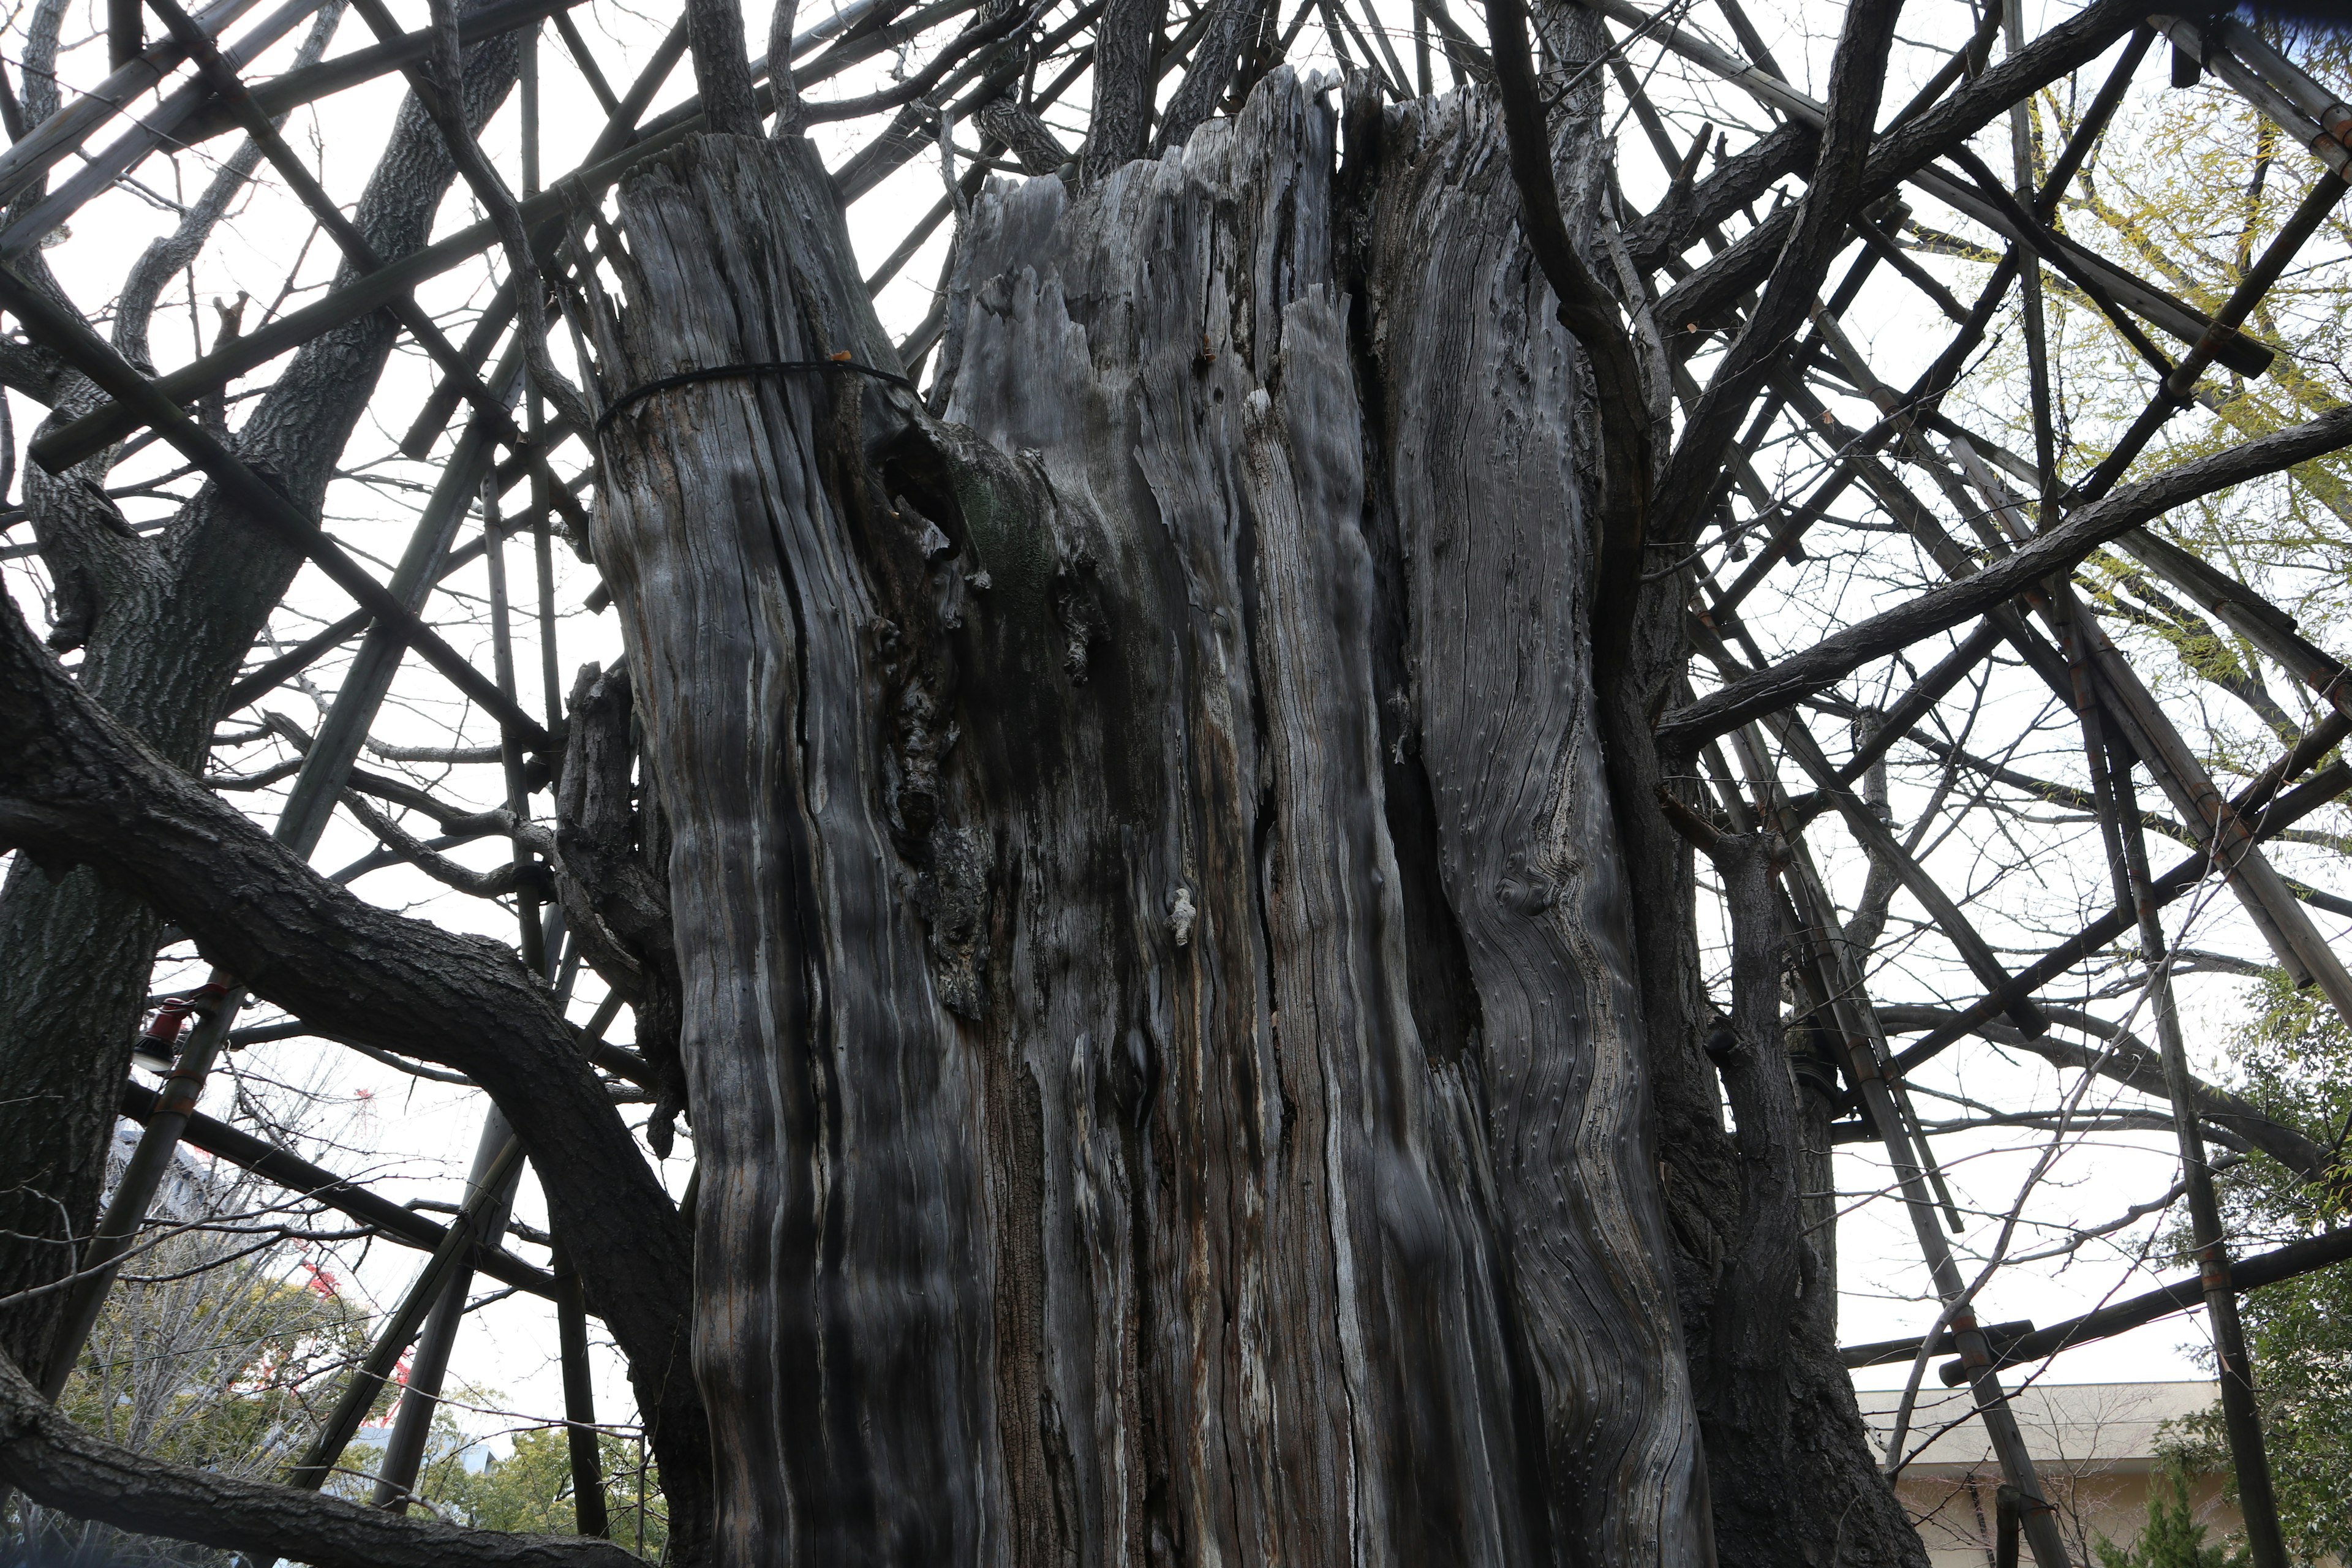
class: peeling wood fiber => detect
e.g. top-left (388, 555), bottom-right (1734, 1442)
top-left (594, 69), bottom-right (1702, 1566)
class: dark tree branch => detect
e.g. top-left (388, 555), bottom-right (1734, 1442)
top-left (1942, 1224), bottom-right (2352, 1384)
top-left (0, 594), bottom-right (713, 1557)
top-left (1656, 402), bottom-right (2352, 753)
top-left (1084, 0), bottom-right (1167, 179)
top-left (339, 788), bottom-right (548, 899)
top-left (1153, 0), bottom-right (1268, 154)
top-left (1875, 1004), bottom-right (2332, 1180)
top-left (973, 94), bottom-right (1072, 173)
top-left (1695, 828), bottom-right (1809, 1562)
top-left (1654, 0), bottom-right (2150, 338)
top-left (0, 1342), bottom-right (636, 1568)
top-left (797, 1), bottom-right (1040, 124)
top-left (1485, 0), bottom-right (1652, 686)
top-left (685, 0), bottom-right (764, 135)
top-left (114, 1078), bottom-right (557, 1295)
top-left (1623, 118), bottom-right (1817, 274)
top-left (1881, 760), bottom-right (2352, 1079)
top-left (1648, 0), bottom-right (1903, 546)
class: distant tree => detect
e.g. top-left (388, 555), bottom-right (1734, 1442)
top-left (2166, 979), bottom-right (2352, 1568)
top-left (2093, 1461), bottom-right (2245, 1568)
top-left (4, 1143), bottom-right (370, 1566)
top-left (420, 1426), bottom-right (668, 1559)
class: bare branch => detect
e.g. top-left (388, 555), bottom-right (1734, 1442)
top-left (0, 1342), bottom-right (636, 1568)
top-left (1657, 402), bottom-right (2352, 753)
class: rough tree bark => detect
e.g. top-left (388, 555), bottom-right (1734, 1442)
top-left (579, 50), bottom-right (1919, 1563)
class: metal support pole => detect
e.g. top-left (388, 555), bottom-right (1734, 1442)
top-left (371, 1109), bottom-right (520, 1510)
top-left (2112, 758), bottom-right (2290, 1568)
top-left (518, 55), bottom-right (600, 1496)
top-left (287, 1136), bottom-right (524, 1491)
top-left (552, 1240), bottom-right (609, 1536)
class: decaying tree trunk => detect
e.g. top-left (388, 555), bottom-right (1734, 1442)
top-left (587, 58), bottom-right (1919, 1563)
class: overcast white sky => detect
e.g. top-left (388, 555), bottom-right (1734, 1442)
top-left (5, 0), bottom-right (2346, 1477)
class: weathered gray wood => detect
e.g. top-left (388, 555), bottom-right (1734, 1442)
top-left (11, 0), bottom-right (2352, 1558)
top-left (587, 61), bottom-right (1919, 1562)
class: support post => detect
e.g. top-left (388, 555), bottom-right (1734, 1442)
top-left (2112, 758), bottom-right (2289, 1568)
top-left (370, 1111), bottom-right (521, 1510)
top-left (372, 459), bottom-right (554, 1510)
top-left (1713, 726), bottom-right (2073, 1568)
top-left (287, 1137), bottom-right (525, 1491)
top-left (553, 1241), bottom-right (609, 1536)
top-left (108, 0), bottom-right (143, 64)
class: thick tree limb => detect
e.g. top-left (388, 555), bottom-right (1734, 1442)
top-left (1153, 0), bottom-right (1267, 154)
top-left (685, 0), bottom-right (763, 135)
top-left (0, 1342), bottom-right (635, 1568)
top-left (973, 95), bottom-right (1072, 173)
top-left (1654, 402), bottom-right (2352, 753)
top-left (1692, 825), bottom-right (1811, 1563)
top-left (0, 594), bottom-right (712, 1556)
top-left (1486, 0), bottom-right (1651, 682)
top-left (1084, 0), bottom-right (1167, 178)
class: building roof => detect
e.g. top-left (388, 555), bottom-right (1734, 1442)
top-left (1855, 1381), bottom-right (2218, 1477)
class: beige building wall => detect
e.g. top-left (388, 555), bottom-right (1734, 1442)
top-left (1854, 1381), bottom-right (2273, 1567)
